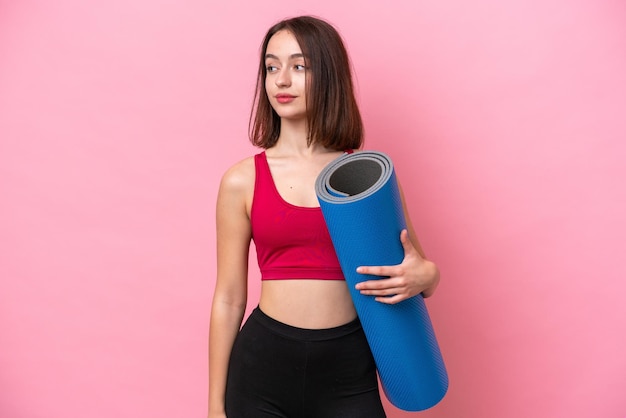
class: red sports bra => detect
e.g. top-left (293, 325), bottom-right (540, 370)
top-left (250, 152), bottom-right (344, 280)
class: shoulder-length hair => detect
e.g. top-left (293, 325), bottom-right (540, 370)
top-left (249, 16), bottom-right (363, 151)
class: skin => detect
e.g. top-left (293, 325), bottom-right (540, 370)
top-left (208, 29), bottom-right (440, 418)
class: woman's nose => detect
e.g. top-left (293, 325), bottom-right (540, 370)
top-left (275, 69), bottom-right (291, 87)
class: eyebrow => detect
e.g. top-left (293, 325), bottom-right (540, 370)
top-left (265, 53), bottom-right (305, 60)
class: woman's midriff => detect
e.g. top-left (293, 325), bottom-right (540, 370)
top-left (259, 279), bottom-right (357, 329)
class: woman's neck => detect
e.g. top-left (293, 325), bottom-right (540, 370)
top-left (271, 118), bottom-right (325, 156)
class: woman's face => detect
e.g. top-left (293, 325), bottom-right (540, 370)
top-left (264, 30), bottom-right (308, 121)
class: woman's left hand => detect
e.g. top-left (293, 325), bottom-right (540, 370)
top-left (354, 229), bottom-right (440, 304)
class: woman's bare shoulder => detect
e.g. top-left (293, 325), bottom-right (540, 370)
top-left (219, 155), bottom-right (256, 196)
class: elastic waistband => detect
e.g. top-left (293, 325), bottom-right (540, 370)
top-left (250, 306), bottom-right (362, 342)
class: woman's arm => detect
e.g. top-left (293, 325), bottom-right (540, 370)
top-left (398, 181), bottom-right (440, 298)
top-left (208, 161), bottom-right (253, 417)
top-left (354, 180), bottom-right (440, 304)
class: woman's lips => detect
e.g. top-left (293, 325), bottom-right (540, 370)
top-left (275, 94), bottom-right (295, 104)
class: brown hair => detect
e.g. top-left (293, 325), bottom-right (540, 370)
top-left (249, 16), bottom-right (363, 150)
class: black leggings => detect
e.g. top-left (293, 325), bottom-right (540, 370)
top-left (225, 307), bottom-right (386, 418)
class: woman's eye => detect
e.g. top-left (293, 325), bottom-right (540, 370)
top-left (266, 65), bottom-right (278, 73)
top-left (294, 64), bottom-right (306, 71)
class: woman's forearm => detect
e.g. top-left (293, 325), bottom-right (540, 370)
top-left (208, 299), bottom-right (246, 415)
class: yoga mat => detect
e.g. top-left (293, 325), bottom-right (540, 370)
top-left (315, 150), bottom-right (448, 411)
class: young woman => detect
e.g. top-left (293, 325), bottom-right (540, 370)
top-left (208, 16), bottom-right (440, 418)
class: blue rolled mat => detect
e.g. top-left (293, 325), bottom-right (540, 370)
top-left (315, 150), bottom-right (448, 411)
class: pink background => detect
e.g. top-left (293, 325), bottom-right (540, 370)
top-left (1, 0), bottom-right (625, 417)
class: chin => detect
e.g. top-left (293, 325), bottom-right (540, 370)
top-left (276, 112), bottom-right (307, 121)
